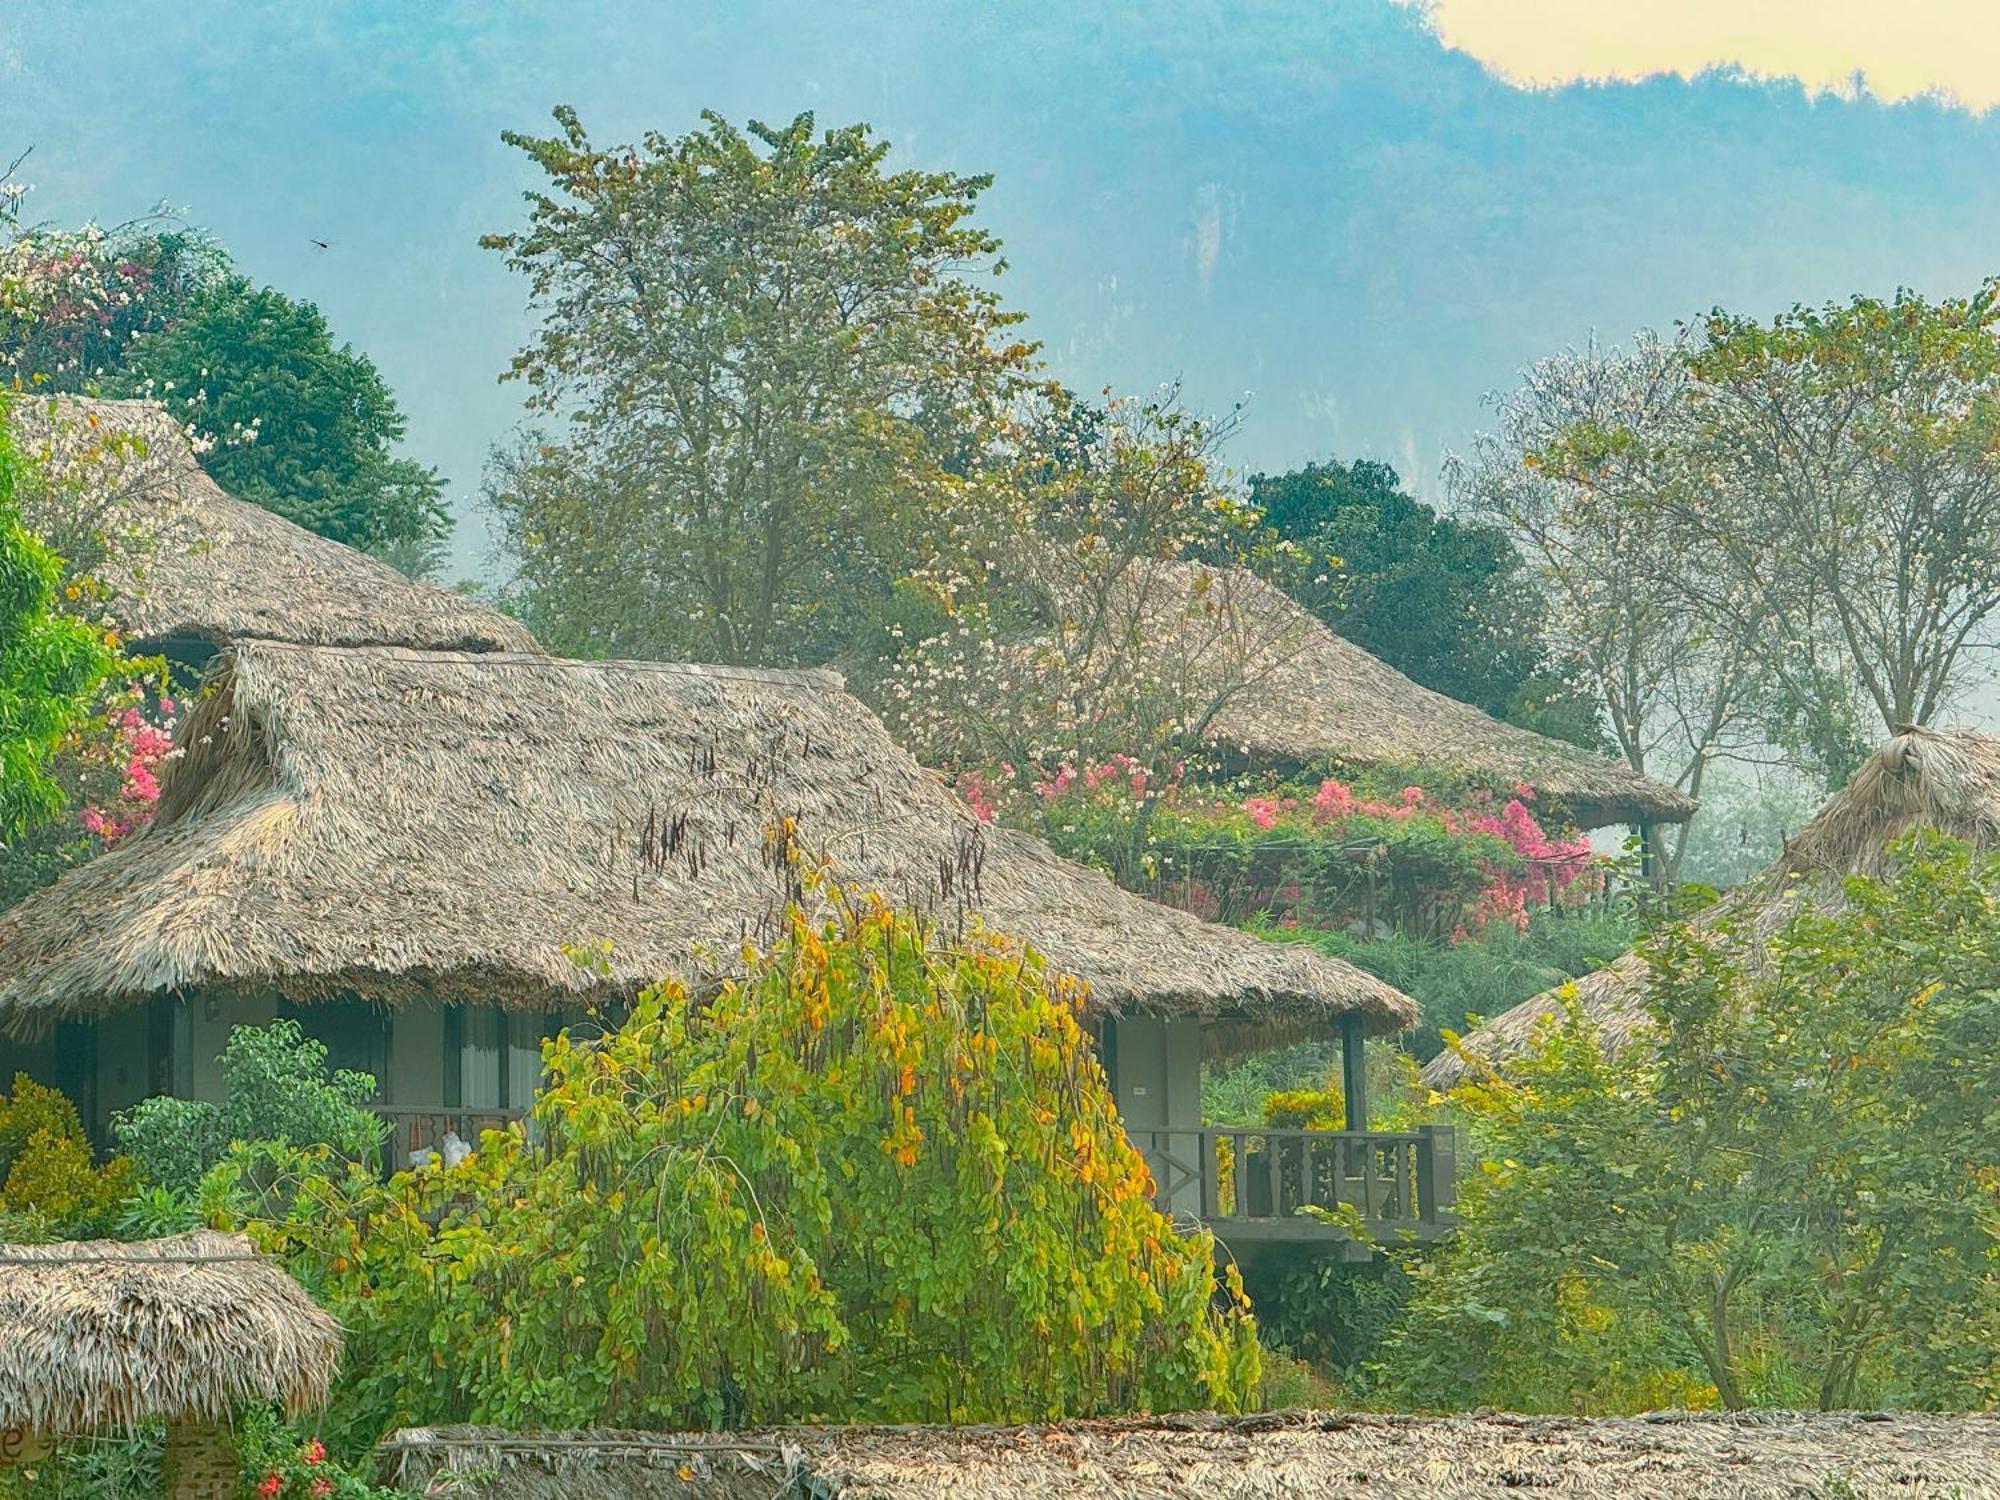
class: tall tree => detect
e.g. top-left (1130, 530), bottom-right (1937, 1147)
top-left (1247, 457), bottom-right (1601, 746)
top-left (1457, 335), bottom-right (1768, 873)
top-left (116, 278), bottom-right (451, 562)
top-left (482, 107), bottom-right (1036, 666)
top-left (1672, 283), bottom-right (2000, 743)
top-left (1, 174), bottom-right (448, 571)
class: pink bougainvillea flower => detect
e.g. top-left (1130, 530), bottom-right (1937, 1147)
top-left (1242, 795), bottom-right (1281, 830)
top-left (1311, 778), bottom-right (1354, 822)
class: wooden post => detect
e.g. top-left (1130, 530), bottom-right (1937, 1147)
top-left (163, 1422), bottom-right (238, 1500)
top-left (1417, 1123), bottom-right (1457, 1227)
top-left (1340, 1013), bottom-right (1368, 1134)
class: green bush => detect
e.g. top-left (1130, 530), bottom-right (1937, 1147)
top-left (0, 1423), bottom-right (162, 1500)
top-left (1239, 905), bottom-right (1640, 1062)
top-left (113, 1020), bottom-right (384, 1192)
top-left (0, 1075), bottom-right (132, 1238)
top-left (1383, 834), bottom-right (2000, 1413)
top-left (1245, 1256), bottom-right (1412, 1391)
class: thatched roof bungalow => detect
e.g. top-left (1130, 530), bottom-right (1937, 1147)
top-left (1423, 726), bottom-right (2000, 1090)
top-left (0, 642), bottom-right (1416, 1222)
top-left (0, 1229), bottom-right (339, 1498)
top-left (5, 396), bottom-right (535, 661)
top-left (377, 1411), bottom-right (2000, 1499)
top-left (1107, 563), bottom-right (1692, 832)
top-left (0, 640), bottom-right (1411, 1035)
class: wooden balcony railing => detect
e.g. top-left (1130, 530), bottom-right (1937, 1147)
top-left (1127, 1124), bottom-right (1456, 1247)
top-left (374, 1105), bottom-right (526, 1169)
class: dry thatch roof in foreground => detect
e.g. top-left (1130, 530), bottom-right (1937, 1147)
top-left (1133, 564), bottom-right (1692, 831)
top-left (378, 1411), bottom-right (2000, 1499)
top-left (0, 1230), bottom-right (338, 1433)
top-left (6, 396), bottom-right (536, 653)
top-left (0, 642), bottom-right (1415, 1040)
top-left (1423, 726), bottom-right (2000, 1090)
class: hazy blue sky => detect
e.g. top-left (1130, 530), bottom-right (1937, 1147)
top-left (5, 1), bottom-right (1999, 580)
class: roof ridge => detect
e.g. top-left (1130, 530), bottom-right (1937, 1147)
top-left (227, 639), bottom-right (849, 692)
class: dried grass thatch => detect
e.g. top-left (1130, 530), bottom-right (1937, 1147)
top-left (0, 641), bottom-right (1415, 1040)
top-left (1131, 564), bottom-right (1692, 830)
top-left (6, 396), bottom-right (536, 653)
top-left (1424, 726), bottom-right (2000, 1089)
top-left (378, 1411), bottom-right (2000, 1499)
top-left (0, 1230), bottom-right (339, 1433)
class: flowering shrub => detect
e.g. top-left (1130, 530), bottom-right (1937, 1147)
top-left (0, 402), bottom-right (121, 844)
top-left (77, 693), bottom-right (177, 845)
top-left (990, 758), bottom-right (1603, 938)
top-left (0, 220), bottom-right (223, 391)
top-left (235, 1407), bottom-right (409, 1499)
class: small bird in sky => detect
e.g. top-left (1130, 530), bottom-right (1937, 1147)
top-left (308, 238), bottom-right (332, 251)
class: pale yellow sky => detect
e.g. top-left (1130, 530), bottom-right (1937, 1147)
top-left (1423, 1), bottom-right (2000, 109)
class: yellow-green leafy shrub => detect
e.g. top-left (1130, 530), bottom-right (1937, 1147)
top-left (0, 1076), bottom-right (132, 1237)
top-left (232, 894), bottom-right (1260, 1440)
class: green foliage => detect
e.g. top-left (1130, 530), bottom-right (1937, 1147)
top-left (1247, 458), bottom-right (1601, 747)
top-left (113, 1183), bottom-right (201, 1240)
top-left (0, 1426), bottom-right (163, 1500)
top-left (1385, 835), bottom-right (2000, 1412)
top-left (1034, 763), bottom-right (1604, 945)
top-left (1683, 281), bottom-right (2000, 735)
top-left (113, 1019), bottom-right (384, 1192)
top-left (0, 402), bottom-right (118, 842)
top-left (0, 1075), bottom-right (133, 1238)
top-left (115, 277), bottom-right (449, 558)
top-left (484, 107), bottom-right (1035, 665)
top-left (226, 896), bottom-right (1258, 1442)
top-left (1240, 905), bottom-right (1641, 1063)
top-left (1246, 1257), bottom-right (1413, 1390)
top-left (0, 1410), bottom-right (411, 1500)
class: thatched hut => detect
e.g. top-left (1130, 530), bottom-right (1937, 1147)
top-left (5, 396), bottom-right (535, 668)
top-left (1095, 562), bottom-right (1692, 832)
top-left (0, 1229), bottom-right (339, 1499)
top-left (0, 641), bottom-right (1414, 1179)
top-left (1423, 726), bottom-right (2000, 1090)
top-left (377, 1411), bottom-right (2000, 1499)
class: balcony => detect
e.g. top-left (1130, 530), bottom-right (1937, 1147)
top-left (370, 1108), bottom-right (1452, 1258)
top-left (1128, 1124), bottom-right (1457, 1253)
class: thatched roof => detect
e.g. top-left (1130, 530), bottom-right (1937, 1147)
top-left (0, 641), bottom-right (1415, 1039)
top-left (1129, 564), bottom-right (1692, 830)
top-left (5, 396), bottom-right (536, 653)
top-left (1424, 726), bottom-right (2000, 1090)
top-left (0, 1230), bottom-right (339, 1434)
top-left (378, 1411), bottom-right (2000, 1499)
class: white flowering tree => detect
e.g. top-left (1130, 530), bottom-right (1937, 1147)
top-left (882, 387), bottom-right (1316, 863)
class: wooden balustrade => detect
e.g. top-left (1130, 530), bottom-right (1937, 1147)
top-left (1126, 1124), bottom-right (1456, 1247)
